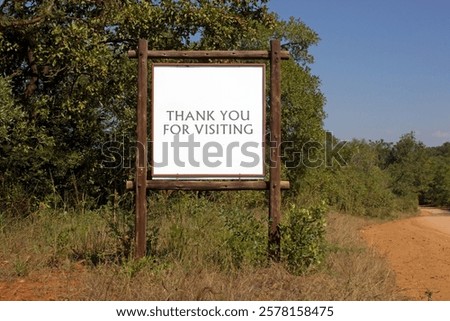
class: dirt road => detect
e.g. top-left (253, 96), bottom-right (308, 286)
top-left (362, 207), bottom-right (450, 300)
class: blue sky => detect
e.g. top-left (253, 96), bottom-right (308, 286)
top-left (268, 0), bottom-right (450, 146)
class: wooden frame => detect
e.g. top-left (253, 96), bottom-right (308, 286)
top-left (126, 180), bottom-right (290, 191)
top-left (128, 39), bottom-right (289, 260)
top-left (128, 49), bottom-right (290, 60)
top-left (151, 63), bottom-right (266, 179)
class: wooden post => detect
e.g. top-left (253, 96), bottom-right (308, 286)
top-left (135, 39), bottom-right (148, 259)
top-left (268, 39), bottom-right (282, 261)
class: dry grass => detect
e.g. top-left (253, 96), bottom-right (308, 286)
top-left (78, 212), bottom-right (404, 300)
top-left (0, 209), bottom-right (406, 300)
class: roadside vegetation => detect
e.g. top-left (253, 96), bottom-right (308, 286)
top-left (0, 0), bottom-right (448, 300)
top-left (0, 198), bottom-right (403, 300)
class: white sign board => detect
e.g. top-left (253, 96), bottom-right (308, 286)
top-left (152, 64), bottom-right (265, 179)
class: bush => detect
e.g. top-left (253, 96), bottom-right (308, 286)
top-left (215, 205), bottom-right (266, 269)
top-left (146, 192), bottom-right (267, 271)
top-left (322, 139), bottom-right (400, 218)
top-left (328, 166), bottom-right (395, 218)
top-left (281, 202), bottom-right (327, 274)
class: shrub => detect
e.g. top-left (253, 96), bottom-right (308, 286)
top-left (281, 202), bottom-right (327, 274)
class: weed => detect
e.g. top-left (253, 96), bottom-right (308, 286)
top-left (13, 257), bottom-right (30, 277)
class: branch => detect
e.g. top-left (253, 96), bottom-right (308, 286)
top-left (0, 15), bottom-right (44, 28)
top-left (25, 44), bottom-right (39, 98)
top-left (0, 0), bottom-right (54, 30)
top-left (101, 38), bottom-right (135, 45)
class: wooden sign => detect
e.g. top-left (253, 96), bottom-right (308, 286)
top-left (128, 40), bottom-right (290, 260)
top-left (152, 64), bottom-right (265, 179)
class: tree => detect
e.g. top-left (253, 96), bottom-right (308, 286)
top-left (387, 133), bottom-right (430, 196)
top-left (1, 1), bottom-right (325, 211)
top-left (323, 139), bottom-right (395, 217)
top-left (422, 142), bottom-right (450, 207)
top-left (426, 157), bottom-right (450, 206)
top-left (249, 16), bottom-right (326, 189)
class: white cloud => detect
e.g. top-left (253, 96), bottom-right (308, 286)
top-left (432, 130), bottom-right (450, 138)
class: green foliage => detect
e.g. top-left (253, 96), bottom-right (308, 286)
top-left (422, 146), bottom-right (450, 207)
top-left (146, 192), bottom-right (267, 271)
top-left (0, 1), bottom-right (331, 274)
top-left (120, 256), bottom-right (168, 279)
top-left (280, 58), bottom-right (326, 187)
top-left (0, 193), bottom-right (328, 276)
top-left (0, 77), bottom-right (16, 138)
top-left (0, 0), bottom-right (325, 213)
top-left (281, 202), bottom-right (327, 275)
top-left (387, 132), bottom-right (430, 200)
top-left (104, 209), bottom-right (134, 261)
top-left (0, 77), bottom-right (44, 215)
top-left (217, 204), bottom-right (267, 269)
top-left (326, 140), bottom-right (395, 217)
top-left (320, 134), bottom-right (449, 215)
top-left (251, 17), bottom-right (327, 188)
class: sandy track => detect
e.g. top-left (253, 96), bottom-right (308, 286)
top-left (362, 207), bottom-right (450, 300)
top-left (0, 268), bottom-right (85, 301)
